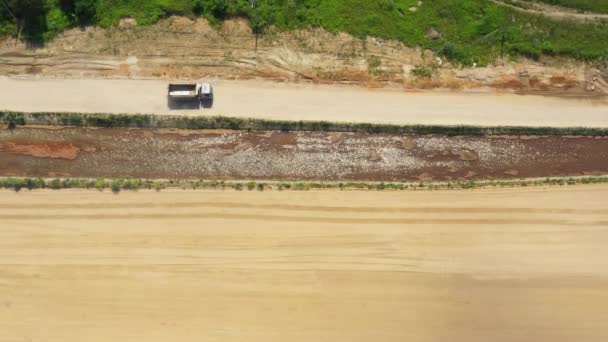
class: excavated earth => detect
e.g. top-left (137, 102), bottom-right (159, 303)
top-left (1, 126), bottom-right (608, 181)
top-left (1, 16), bottom-right (606, 96)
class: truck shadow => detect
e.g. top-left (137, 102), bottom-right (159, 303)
top-left (167, 99), bottom-right (201, 110)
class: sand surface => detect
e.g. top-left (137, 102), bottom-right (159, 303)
top-left (2, 76), bottom-right (608, 127)
top-left (1, 186), bottom-right (608, 341)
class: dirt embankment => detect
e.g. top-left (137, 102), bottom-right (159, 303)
top-left (1, 16), bottom-right (606, 96)
top-left (2, 126), bottom-right (608, 181)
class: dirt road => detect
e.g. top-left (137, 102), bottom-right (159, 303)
top-left (1, 186), bottom-right (608, 341)
top-left (2, 76), bottom-right (607, 127)
top-left (491, 0), bottom-right (608, 21)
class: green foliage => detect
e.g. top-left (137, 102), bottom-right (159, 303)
top-left (193, 0), bottom-right (227, 20)
top-left (366, 55), bottom-right (382, 75)
top-left (95, 0), bottom-right (194, 26)
top-left (0, 0), bottom-right (607, 63)
top-left (0, 112), bottom-right (25, 129)
top-left (0, 0), bottom-right (46, 41)
top-left (44, 0), bottom-right (70, 41)
top-left (110, 179), bottom-right (122, 193)
top-left (95, 177), bottom-right (106, 190)
top-left (2, 176), bottom-right (608, 193)
top-left (410, 65), bottom-right (433, 78)
top-left (0, 17), bottom-right (16, 37)
top-left (7, 110), bottom-right (608, 137)
top-left (74, 0), bottom-right (99, 25)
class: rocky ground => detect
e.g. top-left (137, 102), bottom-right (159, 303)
top-left (1, 17), bottom-right (606, 96)
top-left (1, 126), bottom-right (607, 181)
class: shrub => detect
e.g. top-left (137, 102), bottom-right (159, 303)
top-left (43, 0), bottom-right (70, 41)
top-left (410, 65), bottom-right (434, 79)
top-left (110, 179), bottom-right (122, 193)
top-left (154, 181), bottom-right (165, 191)
top-left (5, 111), bottom-right (608, 137)
top-left (95, 178), bottom-right (106, 190)
top-left (2, 0), bottom-right (608, 63)
top-left (1, 112), bottom-right (26, 129)
top-left (49, 178), bottom-right (62, 189)
top-left (367, 55), bottom-right (382, 75)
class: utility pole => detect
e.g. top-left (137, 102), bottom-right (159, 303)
top-left (500, 28), bottom-right (505, 66)
top-left (501, 15), bottom-right (514, 66)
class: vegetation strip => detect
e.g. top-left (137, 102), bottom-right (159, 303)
top-left (1, 176), bottom-right (608, 193)
top-left (1, 0), bottom-right (607, 64)
top-left (2, 111), bottom-right (608, 136)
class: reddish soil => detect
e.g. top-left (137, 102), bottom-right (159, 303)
top-left (1, 126), bottom-right (608, 181)
top-left (0, 141), bottom-right (80, 160)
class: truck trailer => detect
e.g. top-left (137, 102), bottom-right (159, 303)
top-left (167, 83), bottom-right (213, 109)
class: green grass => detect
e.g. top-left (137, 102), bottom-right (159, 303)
top-left (1, 176), bottom-right (607, 193)
top-left (3, 110), bottom-right (608, 136)
top-left (0, 0), bottom-right (607, 63)
top-left (530, 0), bottom-right (608, 13)
top-left (95, 0), bottom-right (196, 26)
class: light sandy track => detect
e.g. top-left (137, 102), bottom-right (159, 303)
top-left (1, 186), bottom-right (608, 341)
top-left (1, 76), bottom-right (607, 127)
top-left (491, 0), bottom-right (608, 21)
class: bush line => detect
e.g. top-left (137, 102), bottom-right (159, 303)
top-left (2, 111), bottom-right (608, 136)
top-left (1, 176), bottom-right (607, 193)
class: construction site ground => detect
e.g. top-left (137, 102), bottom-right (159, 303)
top-left (2, 15), bottom-right (608, 342)
top-left (1, 186), bottom-right (608, 342)
top-left (1, 126), bottom-right (608, 181)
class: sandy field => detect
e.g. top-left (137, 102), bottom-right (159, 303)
top-left (1, 186), bottom-right (608, 341)
top-left (1, 76), bottom-right (608, 127)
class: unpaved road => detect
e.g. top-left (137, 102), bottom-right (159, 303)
top-left (2, 76), bottom-right (607, 127)
top-left (491, 0), bottom-right (608, 21)
top-left (1, 186), bottom-right (608, 341)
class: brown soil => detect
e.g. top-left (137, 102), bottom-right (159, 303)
top-left (0, 16), bottom-right (605, 96)
top-left (0, 141), bottom-right (80, 160)
top-left (1, 126), bottom-right (608, 181)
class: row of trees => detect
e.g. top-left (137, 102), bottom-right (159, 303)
top-left (0, 0), bottom-right (262, 42)
top-left (0, 0), bottom-right (96, 41)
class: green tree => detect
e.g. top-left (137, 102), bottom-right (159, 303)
top-left (73, 0), bottom-right (97, 25)
top-left (44, 0), bottom-right (70, 41)
top-left (0, 0), bottom-right (46, 41)
top-left (193, 0), bottom-right (228, 19)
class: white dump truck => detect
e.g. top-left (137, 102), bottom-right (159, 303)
top-left (167, 82), bottom-right (213, 108)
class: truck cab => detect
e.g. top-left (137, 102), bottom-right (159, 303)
top-left (199, 83), bottom-right (214, 108)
